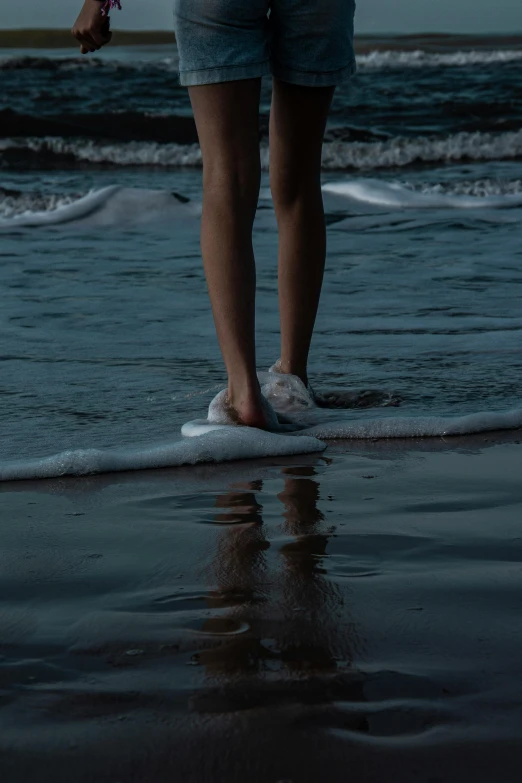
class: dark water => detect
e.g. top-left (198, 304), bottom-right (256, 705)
top-left (0, 39), bottom-right (522, 470)
top-left (1, 43), bottom-right (522, 171)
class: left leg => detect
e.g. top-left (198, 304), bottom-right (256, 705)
top-left (189, 78), bottom-right (269, 428)
top-left (269, 78), bottom-right (335, 387)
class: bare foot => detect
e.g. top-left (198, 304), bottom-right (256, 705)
top-left (225, 392), bottom-right (272, 429)
top-left (225, 391), bottom-right (305, 432)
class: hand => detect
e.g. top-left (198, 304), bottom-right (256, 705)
top-left (72, 0), bottom-right (112, 54)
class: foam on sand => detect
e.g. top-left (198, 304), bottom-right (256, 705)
top-left (0, 428), bottom-right (326, 482)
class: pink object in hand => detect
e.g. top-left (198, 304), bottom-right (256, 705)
top-left (100, 0), bottom-right (122, 15)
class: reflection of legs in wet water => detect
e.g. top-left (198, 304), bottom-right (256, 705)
top-left (199, 482), bottom-right (272, 676)
top-left (198, 466), bottom-right (358, 683)
top-left (190, 467), bottom-right (370, 734)
top-left (277, 466), bottom-right (349, 672)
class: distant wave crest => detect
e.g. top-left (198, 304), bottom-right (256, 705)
top-left (321, 130), bottom-right (522, 170)
top-left (357, 48), bottom-right (522, 69)
top-left (2, 129), bottom-right (521, 172)
top-left (2, 49), bottom-right (522, 72)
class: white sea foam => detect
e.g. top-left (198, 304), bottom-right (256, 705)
top-left (184, 374), bottom-right (522, 442)
top-left (2, 374), bottom-right (521, 481)
top-left (323, 178), bottom-right (522, 209)
top-left (0, 137), bottom-right (203, 168)
top-left (184, 403), bottom-right (522, 441)
top-left (357, 49), bottom-right (522, 70)
top-left (303, 409), bottom-right (522, 440)
top-left (0, 429), bottom-right (326, 481)
top-left (0, 185), bottom-right (199, 228)
top-left (3, 129), bottom-right (521, 173)
top-left (321, 130), bottom-right (522, 171)
top-left (2, 171), bottom-right (521, 231)
top-left (412, 179), bottom-right (522, 198)
top-left (0, 188), bottom-right (84, 220)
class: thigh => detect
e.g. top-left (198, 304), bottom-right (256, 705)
top-left (269, 79), bottom-right (334, 194)
top-left (174, 0), bottom-right (272, 86)
top-left (189, 79), bottom-right (262, 176)
top-left (269, 0), bottom-right (356, 86)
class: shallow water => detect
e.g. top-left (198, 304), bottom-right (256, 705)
top-left (1, 42), bottom-right (522, 474)
top-left (1, 162), bottom-right (522, 471)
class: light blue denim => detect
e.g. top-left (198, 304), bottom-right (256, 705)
top-left (173, 0), bottom-right (356, 87)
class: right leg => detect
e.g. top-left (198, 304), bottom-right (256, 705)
top-left (174, 0), bottom-right (274, 426)
top-left (189, 79), bottom-right (269, 428)
top-left (269, 78), bottom-right (335, 387)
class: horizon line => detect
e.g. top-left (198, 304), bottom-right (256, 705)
top-left (1, 27), bottom-right (522, 36)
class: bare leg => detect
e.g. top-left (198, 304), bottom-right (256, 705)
top-left (269, 79), bottom-right (335, 387)
top-left (189, 79), bottom-right (268, 428)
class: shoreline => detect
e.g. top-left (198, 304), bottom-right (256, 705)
top-left (0, 29), bottom-right (521, 50)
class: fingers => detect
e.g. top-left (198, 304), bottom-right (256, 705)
top-left (75, 31), bottom-right (111, 54)
top-left (89, 17), bottom-right (112, 48)
top-left (91, 29), bottom-right (112, 48)
top-left (77, 31), bottom-right (101, 52)
top-left (72, 16), bottom-right (112, 54)
top-left (72, 27), bottom-right (99, 53)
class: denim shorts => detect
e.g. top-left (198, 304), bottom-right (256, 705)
top-left (173, 0), bottom-right (356, 87)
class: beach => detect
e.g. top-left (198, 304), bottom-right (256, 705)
top-left (1, 30), bottom-right (522, 781)
top-left (2, 433), bottom-right (522, 782)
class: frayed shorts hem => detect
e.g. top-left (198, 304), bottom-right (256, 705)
top-left (179, 59), bottom-right (357, 87)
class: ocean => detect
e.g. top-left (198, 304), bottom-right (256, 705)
top-left (1, 39), bottom-right (522, 475)
top-left (1, 35), bottom-right (522, 782)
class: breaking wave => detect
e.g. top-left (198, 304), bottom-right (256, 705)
top-left (0, 185), bottom-right (196, 227)
top-left (323, 178), bottom-right (522, 209)
top-left (2, 171), bottom-right (521, 229)
top-left (320, 130), bottom-right (522, 171)
top-left (2, 48), bottom-right (521, 73)
top-left (356, 49), bottom-right (522, 70)
top-left (2, 129), bottom-right (522, 172)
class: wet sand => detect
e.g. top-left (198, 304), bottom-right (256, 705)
top-left (1, 431), bottom-right (522, 782)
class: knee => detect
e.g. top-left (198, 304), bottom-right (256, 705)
top-left (203, 155), bottom-right (260, 216)
top-left (270, 161), bottom-right (321, 212)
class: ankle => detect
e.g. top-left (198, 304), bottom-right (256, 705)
top-left (226, 383), bottom-right (270, 429)
top-left (273, 358), bottom-right (308, 387)
top-left (227, 376), bottom-right (261, 407)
